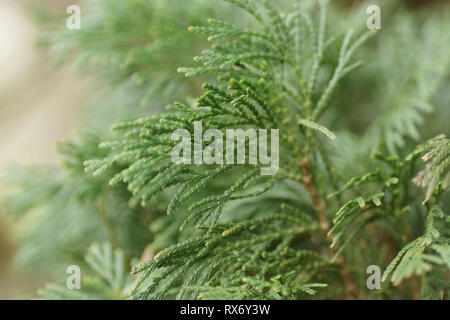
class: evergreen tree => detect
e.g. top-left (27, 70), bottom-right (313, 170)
top-left (2, 0), bottom-right (448, 300)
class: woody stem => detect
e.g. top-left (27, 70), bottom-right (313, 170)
top-left (301, 157), bottom-right (361, 299)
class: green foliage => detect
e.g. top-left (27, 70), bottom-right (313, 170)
top-left (38, 243), bottom-right (131, 299)
top-left (413, 137), bottom-right (449, 201)
top-left (81, 0), bottom-right (376, 299)
top-left (2, 0), bottom-right (449, 300)
top-left (34, 0), bottom-right (231, 109)
top-left (364, 15), bottom-right (450, 155)
top-left (382, 205), bottom-right (449, 286)
top-left (3, 134), bottom-right (152, 274)
top-left (329, 136), bottom-right (449, 293)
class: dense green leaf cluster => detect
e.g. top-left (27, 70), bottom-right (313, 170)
top-left (1, 0), bottom-right (448, 300)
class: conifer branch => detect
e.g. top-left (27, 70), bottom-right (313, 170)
top-left (301, 157), bottom-right (360, 299)
top-left (3, 0), bottom-right (448, 301)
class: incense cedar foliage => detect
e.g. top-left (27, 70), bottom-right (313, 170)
top-left (3, 0), bottom-right (449, 300)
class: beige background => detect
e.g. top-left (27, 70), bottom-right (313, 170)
top-left (0, 0), bottom-right (87, 298)
top-left (0, 0), bottom-right (86, 167)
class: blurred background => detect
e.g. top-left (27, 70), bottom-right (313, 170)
top-left (0, 0), bottom-right (87, 167)
top-left (0, 0), bottom-right (87, 298)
